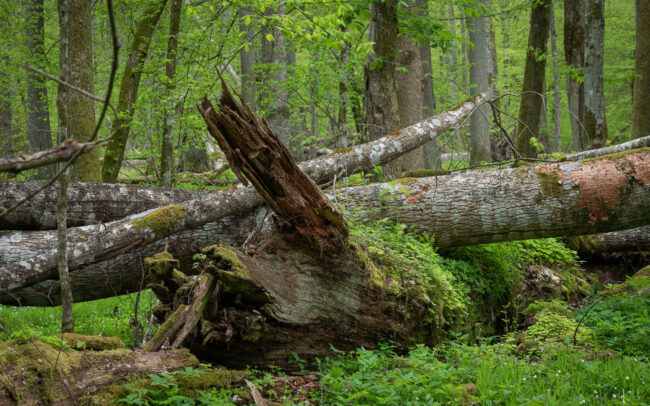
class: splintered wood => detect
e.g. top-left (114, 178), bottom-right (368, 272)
top-left (197, 78), bottom-right (348, 256)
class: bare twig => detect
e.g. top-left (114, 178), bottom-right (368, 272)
top-left (0, 140), bottom-right (107, 173)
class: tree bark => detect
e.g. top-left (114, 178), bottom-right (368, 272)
top-left (550, 0), bottom-right (562, 152)
top-left (24, 0), bottom-right (54, 180)
top-left (631, 0), bottom-right (650, 139)
top-left (365, 0), bottom-right (402, 179)
top-left (564, 0), bottom-right (586, 151)
top-left (514, 0), bottom-right (551, 158)
top-left (565, 225), bottom-right (650, 257)
top-left (259, 4), bottom-right (291, 149)
top-left (56, 165), bottom-right (74, 332)
top-left (396, 6), bottom-right (425, 171)
top-left (239, 6), bottom-right (256, 112)
top-left (160, 0), bottom-right (182, 188)
top-left (418, 0), bottom-right (440, 170)
top-left (101, 0), bottom-right (169, 183)
top-left (3, 147), bottom-right (649, 306)
top-left (583, 0), bottom-right (608, 149)
top-left (467, 0), bottom-right (491, 164)
top-left (57, 0), bottom-right (101, 181)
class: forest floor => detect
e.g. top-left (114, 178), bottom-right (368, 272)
top-left (1, 221), bottom-right (648, 405)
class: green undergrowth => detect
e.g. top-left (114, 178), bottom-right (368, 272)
top-left (317, 342), bottom-right (649, 406)
top-left (577, 273), bottom-right (650, 357)
top-left (351, 219), bottom-right (584, 339)
top-left (0, 290), bottom-right (157, 348)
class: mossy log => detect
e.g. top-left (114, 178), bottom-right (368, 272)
top-left (565, 225), bottom-right (650, 257)
top-left (0, 338), bottom-right (198, 405)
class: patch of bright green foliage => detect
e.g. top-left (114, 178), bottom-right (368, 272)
top-left (318, 342), bottom-right (649, 406)
top-left (578, 276), bottom-right (650, 358)
top-left (0, 290), bottom-right (157, 348)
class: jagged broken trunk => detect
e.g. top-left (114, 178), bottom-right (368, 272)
top-left (139, 82), bottom-right (435, 368)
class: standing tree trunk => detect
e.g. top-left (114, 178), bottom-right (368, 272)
top-left (417, 0), bottom-right (441, 170)
top-left (101, 0), bottom-right (169, 183)
top-left (337, 35), bottom-right (350, 149)
top-left (57, 0), bottom-right (100, 181)
top-left (550, 0), bottom-right (562, 152)
top-left (259, 4), bottom-right (291, 149)
top-left (24, 0), bottom-right (53, 180)
top-left (446, 5), bottom-right (459, 103)
top-left (514, 0), bottom-right (551, 158)
top-left (397, 1), bottom-right (425, 171)
top-left (160, 0), bottom-right (182, 188)
top-left (564, 0), bottom-right (586, 151)
top-left (239, 6), bottom-right (256, 112)
top-left (365, 0), bottom-right (401, 179)
top-left (56, 165), bottom-right (73, 332)
top-left (583, 0), bottom-right (607, 149)
top-left (467, 0), bottom-right (491, 164)
top-left (632, 0), bottom-right (650, 139)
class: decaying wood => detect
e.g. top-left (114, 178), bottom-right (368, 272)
top-left (2, 148), bottom-right (650, 305)
top-left (0, 140), bottom-right (106, 174)
top-left (198, 80), bottom-right (348, 254)
top-left (0, 339), bottom-right (198, 405)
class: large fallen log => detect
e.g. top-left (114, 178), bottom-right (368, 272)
top-left (0, 93), bottom-right (483, 231)
top-left (2, 148), bottom-right (650, 305)
top-left (3, 136), bottom-right (647, 232)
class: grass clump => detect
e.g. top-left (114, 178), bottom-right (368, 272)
top-left (0, 290), bottom-right (157, 348)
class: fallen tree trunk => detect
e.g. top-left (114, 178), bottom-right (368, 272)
top-left (0, 94), bottom-right (484, 294)
top-left (2, 135), bottom-right (646, 232)
top-left (565, 225), bottom-right (650, 256)
top-left (2, 148), bottom-right (650, 306)
top-left (0, 94), bottom-right (483, 231)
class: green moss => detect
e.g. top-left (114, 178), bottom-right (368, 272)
top-left (144, 251), bottom-right (179, 279)
top-left (603, 265), bottom-right (650, 295)
top-left (143, 305), bottom-right (188, 352)
top-left (133, 205), bottom-right (185, 235)
top-left (56, 333), bottom-right (126, 351)
top-left (392, 177), bottom-right (418, 185)
top-left (402, 169), bottom-right (450, 178)
top-left (582, 146), bottom-right (650, 163)
top-left (0, 339), bottom-right (81, 404)
top-left (537, 170), bottom-right (562, 196)
top-left (510, 159), bottom-right (533, 168)
top-left (200, 245), bottom-right (268, 302)
top-left (202, 245), bottom-right (249, 278)
top-left (564, 235), bottom-right (604, 256)
top-left (89, 368), bottom-right (248, 404)
top-left (350, 240), bottom-right (388, 292)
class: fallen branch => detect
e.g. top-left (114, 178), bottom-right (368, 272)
top-left (0, 140), bottom-right (107, 173)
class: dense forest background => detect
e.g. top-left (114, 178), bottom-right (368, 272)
top-left (0, 0), bottom-right (637, 179)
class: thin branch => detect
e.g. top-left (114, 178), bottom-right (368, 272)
top-left (0, 140), bottom-right (107, 173)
